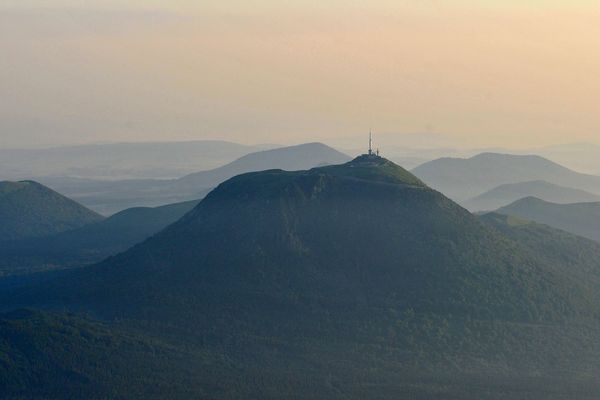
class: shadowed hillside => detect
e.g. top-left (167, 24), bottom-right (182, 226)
top-left (0, 181), bottom-right (103, 241)
top-left (0, 199), bottom-right (199, 276)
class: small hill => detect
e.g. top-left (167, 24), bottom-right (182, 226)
top-left (174, 142), bottom-right (352, 189)
top-left (464, 180), bottom-right (600, 211)
top-left (0, 199), bottom-right (199, 276)
top-left (412, 152), bottom-right (600, 201)
top-left (7, 155), bottom-right (600, 398)
top-left (0, 181), bottom-right (103, 241)
top-left (496, 197), bottom-right (600, 242)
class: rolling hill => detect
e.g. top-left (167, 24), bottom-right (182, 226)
top-left (496, 197), bottom-right (600, 242)
top-left (5, 155), bottom-right (600, 399)
top-left (464, 180), bottom-right (600, 211)
top-left (0, 181), bottom-right (103, 241)
top-left (0, 199), bottom-right (199, 276)
top-left (175, 142), bottom-right (351, 188)
top-left (37, 142), bottom-right (351, 215)
top-left (412, 152), bottom-right (600, 201)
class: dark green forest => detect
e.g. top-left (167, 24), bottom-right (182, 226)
top-left (2, 156), bottom-right (600, 399)
top-left (0, 199), bottom-right (199, 276)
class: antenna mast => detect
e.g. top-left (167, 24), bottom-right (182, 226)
top-left (369, 129), bottom-right (373, 155)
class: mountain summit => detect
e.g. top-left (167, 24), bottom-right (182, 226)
top-left (323, 154), bottom-right (426, 186)
top-left (34, 155), bottom-right (598, 326)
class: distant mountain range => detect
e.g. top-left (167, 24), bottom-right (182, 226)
top-left (0, 140), bottom-right (272, 180)
top-left (0, 199), bottom-right (199, 276)
top-left (0, 181), bottom-right (102, 241)
top-left (495, 197), bottom-right (600, 242)
top-left (5, 156), bottom-right (600, 399)
top-left (464, 180), bottom-right (600, 211)
top-left (368, 142), bottom-right (600, 176)
top-left (37, 142), bottom-right (351, 214)
top-left (412, 152), bottom-right (600, 202)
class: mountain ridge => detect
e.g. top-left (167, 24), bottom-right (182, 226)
top-left (175, 142), bottom-right (351, 186)
top-left (412, 152), bottom-right (600, 201)
top-left (36, 142), bottom-right (350, 214)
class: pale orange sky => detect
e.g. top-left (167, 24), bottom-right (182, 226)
top-left (1, 1), bottom-right (599, 148)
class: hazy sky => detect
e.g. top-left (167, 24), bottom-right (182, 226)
top-left (1, 1), bottom-right (599, 148)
